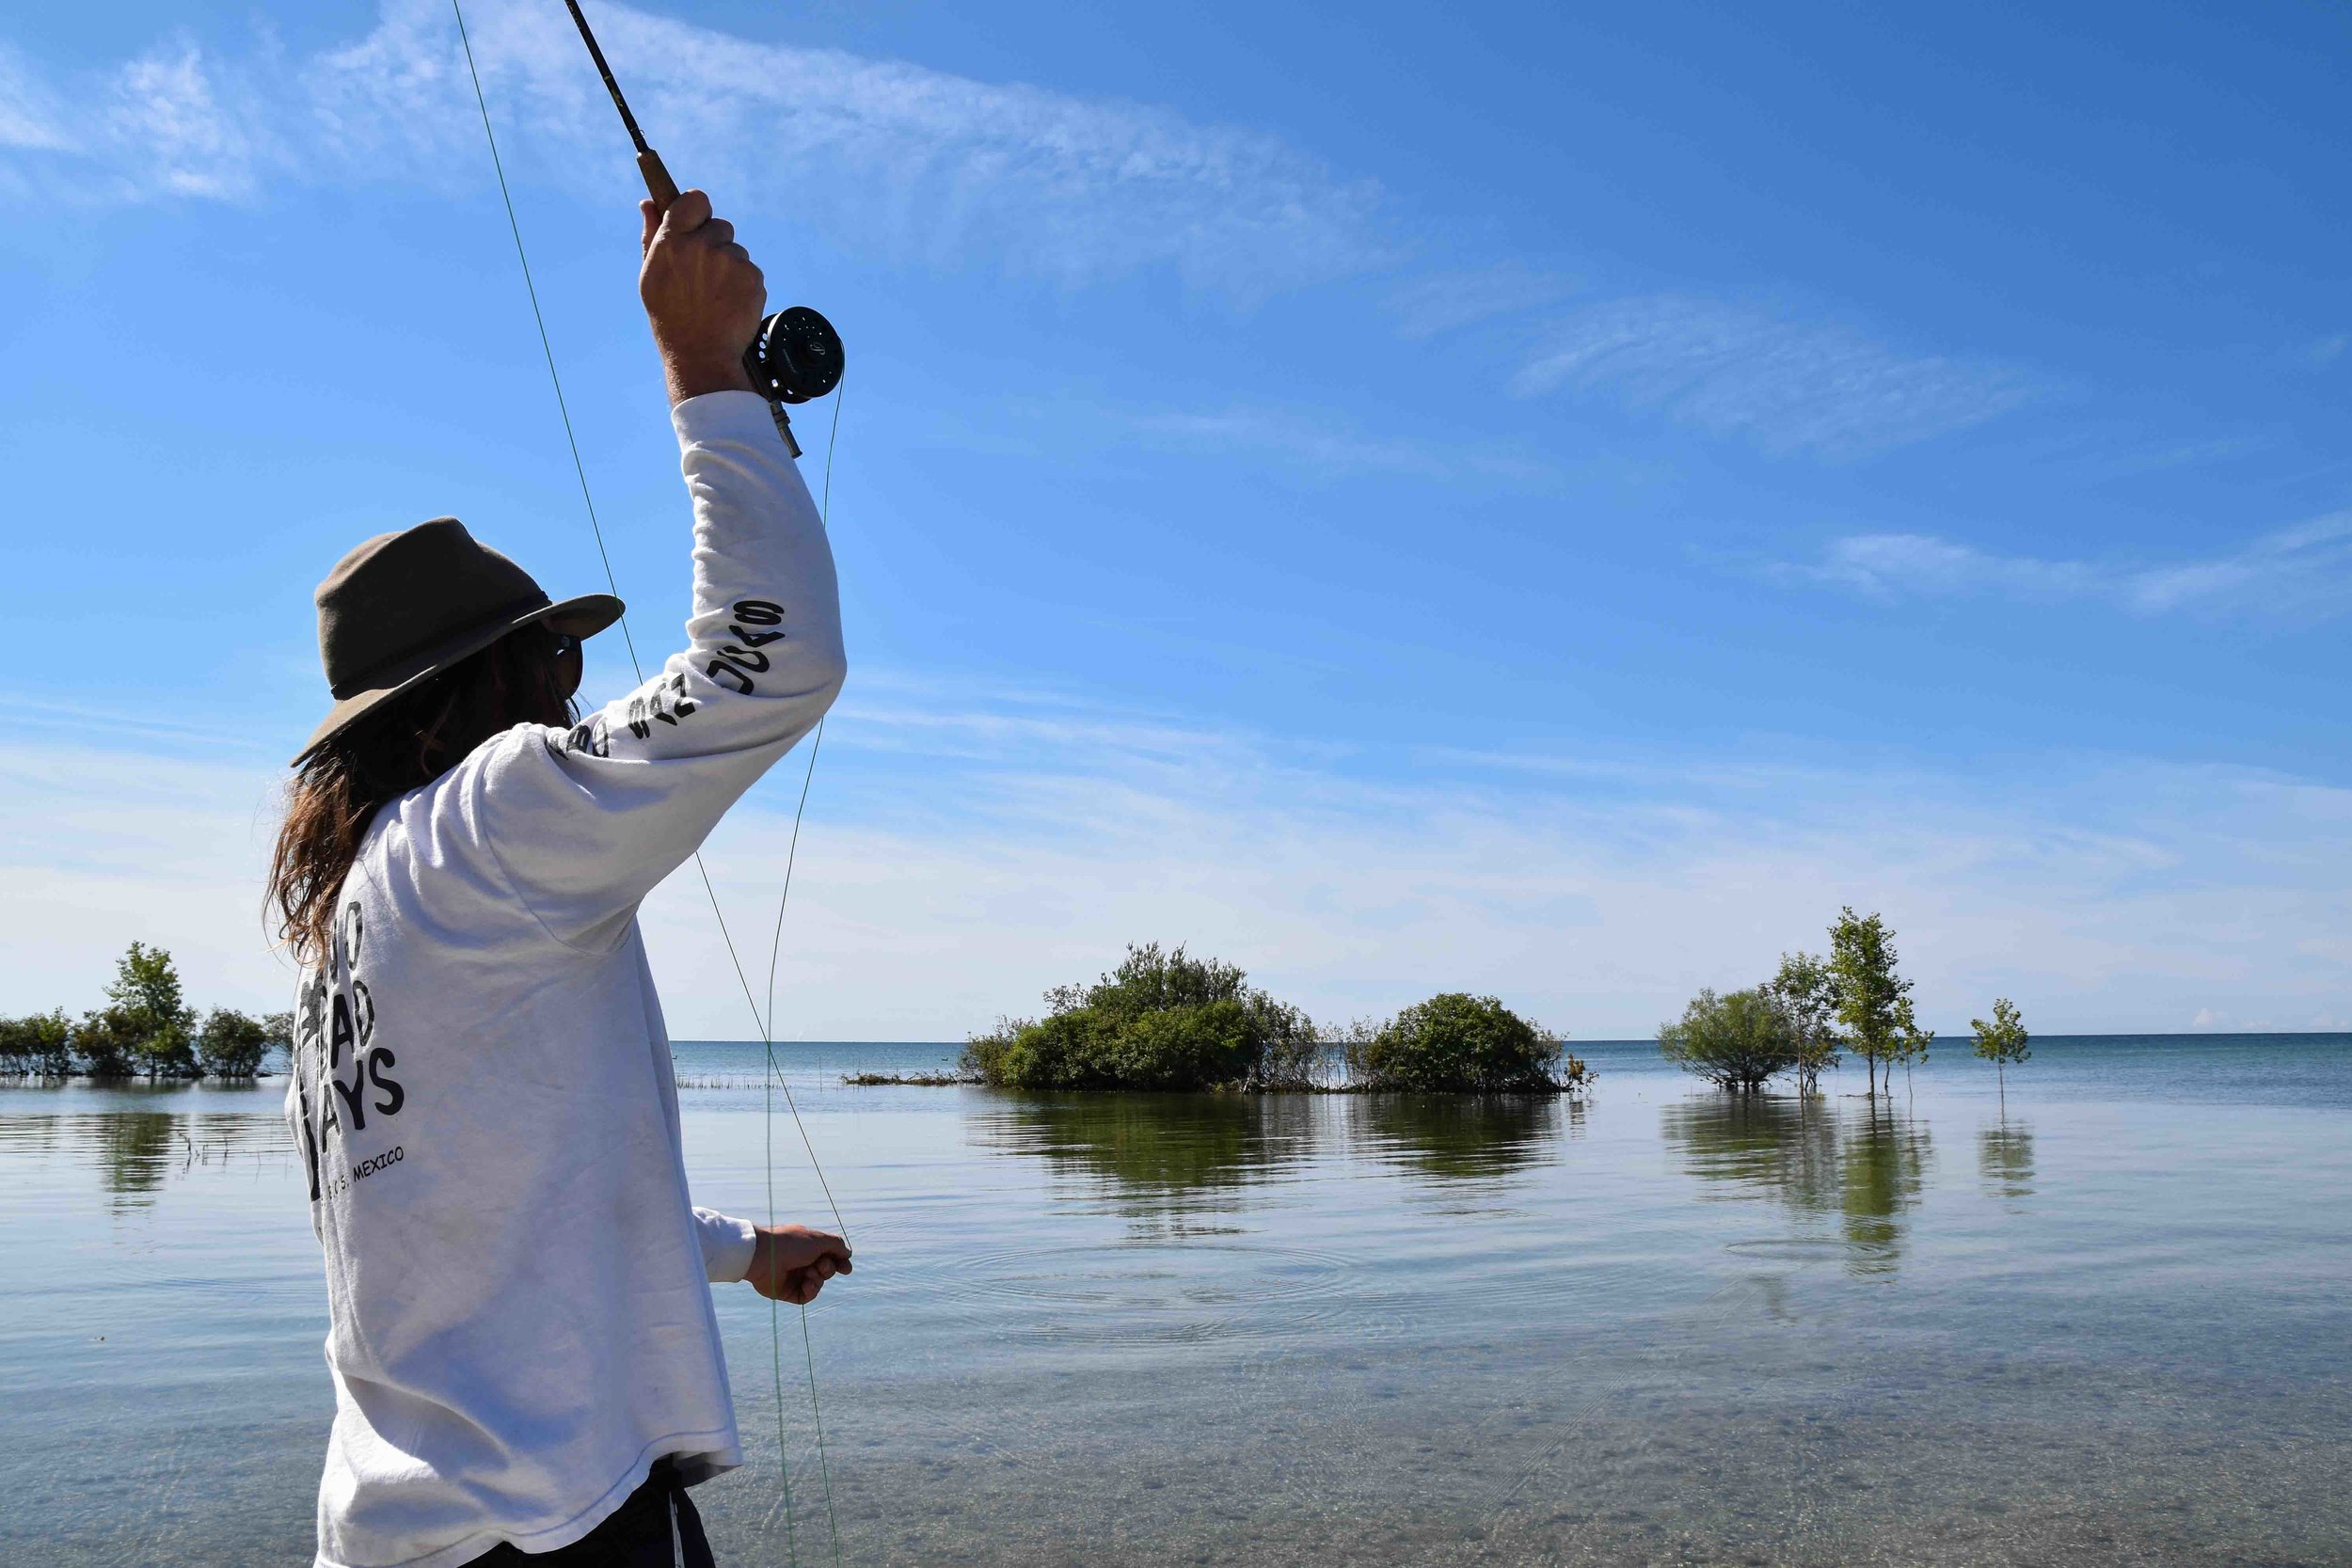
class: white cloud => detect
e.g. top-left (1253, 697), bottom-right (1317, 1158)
top-left (1112, 404), bottom-right (1557, 485)
top-left (6, 2), bottom-right (2059, 465)
top-left (1512, 294), bottom-right (2031, 458)
top-left (1783, 512), bottom-right (2352, 620)
top-left (935, 392), bottom-right (1563, 485)
top-left (0, 37), bottom-right (269, 201)
top-left (1389, 261), bottom-right (1580, 341)
top-left (1, 0), bottom-right (1384, 294)
top-left (0, 43), bottom-right (73, 152)
top-left (11, 684), bottom-right (2344, 1042)
top-left (106, 42), bottom-right (265, 199)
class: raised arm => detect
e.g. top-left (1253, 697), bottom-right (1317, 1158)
top-left (465, 191), bottom-right (846, 949)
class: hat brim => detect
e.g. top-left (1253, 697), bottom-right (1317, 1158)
top-left (292, 592), bottom-right (625, 765)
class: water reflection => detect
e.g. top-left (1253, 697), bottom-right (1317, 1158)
top-left (0, 1085), bottom-right (293, 1208)
top-left (1661, 1096), bottom-right (1933, 1275)
top-left (1978, 1118), bottom-right (2035, 1202)
top-left (968, 1092), bottom-right (1318, 1229)
top-left (1351, 1093), bottom-right (1573, 1183)
top-left (970, 1089), bottom-right (1581, 1226)
top-left (98, 1112), bottom-right (183, 1202)
top-left (1660, 1096), bottom-right (1840, 1214)
top-left (1841, 1102), bottom-right (1931, 1275)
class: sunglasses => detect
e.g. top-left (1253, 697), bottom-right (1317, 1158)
top-left (550, 631), bottom-right (583, 699)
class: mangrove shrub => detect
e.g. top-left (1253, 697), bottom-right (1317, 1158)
top-left (1345, 992), bottom-right (1579, 1093)
top-left (961, 943), bottom-right (1317, 1091)
top-left (196, 1008), bottom-right (287, 1079)
top-left (72, 1007), bottom-right (144, 1079)
top-left (1659, 987), bottom-right (1799, 1092)
top-left (0, 1009), bottom-right (75, 1077)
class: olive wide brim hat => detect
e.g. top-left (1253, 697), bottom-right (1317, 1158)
top-left (294, 516), bottom-right (623, 764)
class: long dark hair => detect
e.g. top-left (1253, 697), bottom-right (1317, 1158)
top-left (270, 625), bottom-right (578, 965)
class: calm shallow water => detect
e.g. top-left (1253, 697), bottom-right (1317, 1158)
top-left (3, 1035), bottom-right (2347, 1566)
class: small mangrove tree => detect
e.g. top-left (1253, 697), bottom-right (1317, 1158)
top-left (1829, 908), bottom-right (1918, 1097)
top-left (1344, 992), bottom-right (1585, 1094)
top-left (1767, 951), bottom-right (1842, 1094)
top-left (1659, 986), bottom-right (1799, 1092)
top-left (961, 943), bottom-right (1319, 1091)
top-left (1970, 996), bottom-right (2030, 1100)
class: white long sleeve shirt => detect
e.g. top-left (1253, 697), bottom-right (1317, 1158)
top-left (284, 391), bottom-right (846, 1568)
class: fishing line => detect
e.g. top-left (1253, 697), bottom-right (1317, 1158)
top-left (450, 6), bottom-right (849, 1562)
top-left (450, 0), bottom-right (642, 679)
top-left (763, 372), bottom-right (849, 1567)
top-left (766, 380), bottom-right (845, 1044)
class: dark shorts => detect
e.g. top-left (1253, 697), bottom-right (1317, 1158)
top-left (473, 1458), bottom-right (716, 1567)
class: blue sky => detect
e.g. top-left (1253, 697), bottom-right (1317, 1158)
top-left (2, 0), bottom-right (2346, 1038)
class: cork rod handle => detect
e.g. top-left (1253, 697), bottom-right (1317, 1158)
top-left (637, 149), bottom-right (680, 210)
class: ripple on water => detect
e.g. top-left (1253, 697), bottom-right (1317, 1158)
top-left (920, 1237), bottom-right (1680, 1354)
top-left (928, 1238), bottom-right (1365, 1347)
top-left (1724, 1237), bottom-right (1867, 1262)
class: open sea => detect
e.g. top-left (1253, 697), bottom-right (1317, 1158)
top-left (3, 1034), bottom-right (2347, 1566)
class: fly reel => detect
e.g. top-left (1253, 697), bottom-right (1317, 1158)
top-left (558, 0), bottom-right (847, 459)
top-left (742, 306), bottom-right (845, 458)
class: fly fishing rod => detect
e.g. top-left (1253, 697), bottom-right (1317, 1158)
top-left (563, 0), bottom-right (844, 456)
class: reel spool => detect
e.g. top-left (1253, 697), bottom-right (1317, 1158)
top-left (558, 0), bottom-right (845, 461)
top-left (742, 306), bottom-right (845, 457)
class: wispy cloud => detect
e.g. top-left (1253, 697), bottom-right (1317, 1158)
top-left (1389, 261), bottom-right (1580, 341)
top-left (110, 42), bottom-right (267, 199)
top-left (1115, 404), bottom-right (1557, 485)
top-left (0, 44), bottom-right (73, 153)
top-left (0, 38), bottom-right (270, 200)
top-left (1778, 512), bottom-right (2352, 620)
top-left (13, 684), bottom-right (2345, 1039)
top-left (940, 394), bottom-right (1562, 486)
top-left (1, 0), bottom-right (1386, 293)
top-left (7, 2), bottom-right (2056, 467)
top-left (1511, 294), bottom-right (2032, 458)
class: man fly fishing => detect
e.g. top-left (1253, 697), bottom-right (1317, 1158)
top-left (271, 187), bottom-right (850, 1568)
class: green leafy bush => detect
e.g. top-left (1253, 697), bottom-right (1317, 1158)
top-left (0, 1009), bottom-right (74, 1076)
top-left (195, 1008), bottom-right (275, 1079)
top-left (73, 1007), bottom-right (142, 1078)
top-left (1658, 986), bottom-right (1799, 1092)
top-left (1344, 992), bottom-right (1578, 1093)
top-left (961, 943), bottom-right (1317, 1091)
